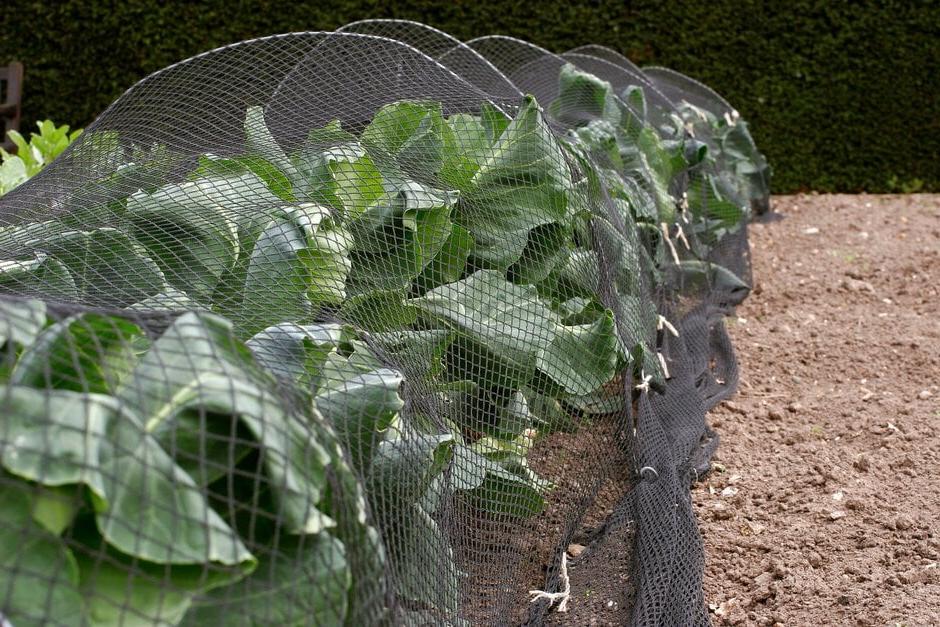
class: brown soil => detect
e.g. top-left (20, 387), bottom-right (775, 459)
top-left (539, 431), bottom-right (634, 627)
top-left (695, 194), bottom-right (940, 626)
top-left (454, 415), bottom-right (633, 625)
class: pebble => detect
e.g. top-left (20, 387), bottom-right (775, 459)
top-left (853, 455), bottom-right (871, 472)
top-left (845, 498), bottom-right (864, 511)
top-left (746, 521), bottom-right (766, 535)
top-left (894, 515), bottom-right (914, 531)
top-left (843, 278), bottom-right (876, 293)
top-left (918, 390), bottom-right (933, 400)
top-left (713, 502), bottom-right (734, 520)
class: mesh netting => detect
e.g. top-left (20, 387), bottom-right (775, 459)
top-left (0, 21), bottom-right (768, 626)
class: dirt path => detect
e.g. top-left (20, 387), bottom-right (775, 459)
top-left (695, 194), bottom-right (940, 625)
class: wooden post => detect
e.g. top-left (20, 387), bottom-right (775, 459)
top-left (1, 61), bottom-right (24, 153)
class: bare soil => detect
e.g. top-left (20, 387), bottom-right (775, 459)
top-left (455, 415), bottom-right (633, 626)
top-left (695, 194), bottom-right (940, 626)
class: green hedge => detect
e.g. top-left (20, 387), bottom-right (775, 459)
top-left (2, 0), bottom-right (937, 192)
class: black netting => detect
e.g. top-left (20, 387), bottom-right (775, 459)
top-left (0, 22), bottom-right (768, 627)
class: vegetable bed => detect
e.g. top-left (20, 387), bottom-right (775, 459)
top-left (0, 25), bottom-right (766, 626)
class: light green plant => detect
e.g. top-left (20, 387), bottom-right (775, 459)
top-left (0, 120), bottom-right (83, 195)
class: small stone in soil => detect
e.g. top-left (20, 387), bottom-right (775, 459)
top-left (746, 520), bottom-right (766, 535)
top-left (807, 552), bottom-right (823, 568)
top-left (894, 515), bottom-right (913, 531)
top-left (842, 278), bottom-right (876, 293)
top-left (712, 502), bottom-right (734, 520)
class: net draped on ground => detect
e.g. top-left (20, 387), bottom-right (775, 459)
top-left (0, 20), bottom-right (768, 627)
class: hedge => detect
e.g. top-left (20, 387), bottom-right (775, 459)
top-left (2, 0), bottom-right (937, 193)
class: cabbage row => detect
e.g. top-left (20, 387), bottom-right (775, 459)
top-left (0, 57), bottom-right (762, 625)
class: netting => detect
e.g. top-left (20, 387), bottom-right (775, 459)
top-left (0, 21), bottom-right (769, 626)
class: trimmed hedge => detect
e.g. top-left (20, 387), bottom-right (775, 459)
top-left (2, 0), bottom-right (937, 192)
